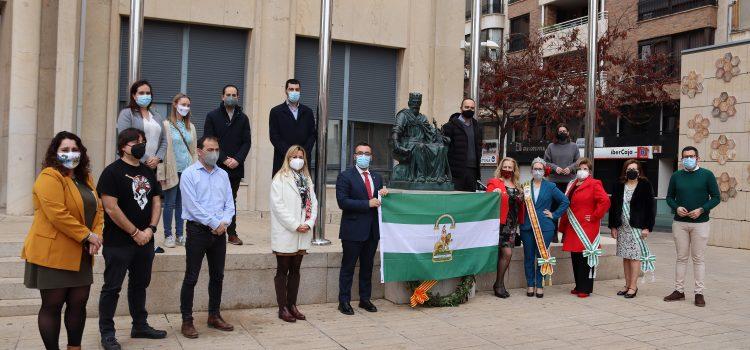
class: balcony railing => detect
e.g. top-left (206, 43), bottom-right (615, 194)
top-left (638, 0), bottom-right (717, 21)
top-left (540, 11), bottom-right (608, 35)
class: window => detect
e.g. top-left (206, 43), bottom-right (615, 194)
top-left (481, 28), bottom-right (503, 60)
top-left (509, 14), bottom-right (530, 52)
top-left (638, 28), bottom-right (714, 76)
top-left (294, 37), bottom-right (398, 182)
top-left (118, 19), bottom-right (247, 137)
top-left (734, 0), bottom-right (750, 31)
top-left (638, 0), bottom-right (718, 21)
top-left (466, 0), bottom-right (504, 20)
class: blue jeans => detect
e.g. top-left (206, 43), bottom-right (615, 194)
top-left (520, 229), bottom-right (555, 288)
top-left (162, 173), bottom-right (183, 238)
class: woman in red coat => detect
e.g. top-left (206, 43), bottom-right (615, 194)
top-left (486, 157), bottom-right (525, 298)
top-left (559, 158), bottom-right (610, 298)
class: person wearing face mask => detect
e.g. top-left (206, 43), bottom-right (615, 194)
top-left (519, 158), bottom-right (569, 298)
top-left (97, 128), bottom-right (165, 350)
top-left (663, 146), bottom-right (720, 307)
top-left (608, 159), bottom-right (656, 299)
top-left (203, 84), bottom-right (252, 246)
top-left (178, 136), bottom-right (235, 338)
top-left (559, 158), bottom-right (610, 298)
top-left (335, 142), bottom-right (389, 315)
top-left (544, 124), bottom-right (580, 243)
top-left (269, 79), bottom-right (317, 177)
top-left (486, 157), bottom-right (525, 298)
top-left (269, 145), bottom-right (318, 322)
top-left (116, 80), bottom-right (167, 171)
top-left (160, 93), bottom-right (198, 248)
top-left (22, 131), bottom-right (103, 350)
top-left (442, 98), bottom-right (483, 191)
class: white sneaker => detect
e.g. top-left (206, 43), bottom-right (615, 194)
top-left (176, 235), bottom-right (186, 246)
top-left (164, 236), bottom-right (176, 248)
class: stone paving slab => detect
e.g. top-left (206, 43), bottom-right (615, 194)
top-left (2, 220), bottom-right (750, 349)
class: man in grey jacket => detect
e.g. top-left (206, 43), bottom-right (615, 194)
top-left (543, 123), bottom-right (580, 242)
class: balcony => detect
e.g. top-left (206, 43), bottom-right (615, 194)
top-left (638, 0), bottom-right (718, 21)
top-left (539, 11), bottom-right (608, 57)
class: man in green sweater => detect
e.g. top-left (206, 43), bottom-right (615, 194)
top-left (663, 146), bottom-right (720, 307)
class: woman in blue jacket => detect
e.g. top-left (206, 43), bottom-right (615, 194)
top-left (519, 157), bottom-right (569, 298)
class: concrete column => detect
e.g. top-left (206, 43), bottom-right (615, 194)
top-left (246, 0), bottom-right (294, 211)
top-left (6, 0), bottom-right (42, 215)
top-left (53, 0), bottom-right (81, 133)
top-left (431, 0), bottom-right (465, 124)
top-left (398, 0), bottom-right (436, 117)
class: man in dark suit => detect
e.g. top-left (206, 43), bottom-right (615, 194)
top-left (203, 84), bottom-right (251, 246)
top-left (335, 142), bottom-right (388, 315)
top-left (269, 79), bottom-right (316, 177)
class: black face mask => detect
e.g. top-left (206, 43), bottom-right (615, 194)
top-left (556, 132), bottom-right (568, 141)
top-left (128, 143), bottom-right (146, 160)
top-left (461, 110), bottom-right (475, 119)
top-left (626, 169), bottom-right (639, 180)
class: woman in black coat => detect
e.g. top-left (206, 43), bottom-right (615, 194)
top-left (608, 159), bottom-right (656, 298)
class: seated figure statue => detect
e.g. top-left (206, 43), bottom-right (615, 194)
top-left (389, 92), bottom-right (452, 190)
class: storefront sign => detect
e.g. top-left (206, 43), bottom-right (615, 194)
top-left (581, 146), bottom-right (654, 159)
top-left (481, 140), bottom-right (499, 166)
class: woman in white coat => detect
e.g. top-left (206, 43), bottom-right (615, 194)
top-left (270, 145), bottom-right (317, 323)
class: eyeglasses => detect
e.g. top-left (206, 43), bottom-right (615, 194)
top-left (354, 152), bottom-right (372, 156)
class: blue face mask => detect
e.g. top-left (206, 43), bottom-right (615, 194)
top-left (288, 91), bottom-right (300, 103)
top-left (682, 157), bottom-right (697, 170)
top-left (355, 155), bottom-right (371, 169)
top-left (135, 94), bottom-right (152, 107)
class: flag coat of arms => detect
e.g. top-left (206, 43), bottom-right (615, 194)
top-left (379, 192), bottom-right (500, 283)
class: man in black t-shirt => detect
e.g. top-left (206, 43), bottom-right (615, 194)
top-left (97, 128), bottom-right (166, 350)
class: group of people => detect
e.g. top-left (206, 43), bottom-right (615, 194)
top-left (19, 88), bottom-right (720, 350)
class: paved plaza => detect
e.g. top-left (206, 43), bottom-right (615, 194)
top-left (1, 229), bottom-right (749, 350)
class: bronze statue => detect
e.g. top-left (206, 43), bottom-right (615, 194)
top-left (389, 92), bottom-right (453, 190)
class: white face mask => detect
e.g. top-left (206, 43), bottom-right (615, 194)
top-left (577, 169), bottom-right (590, 180)
top-left (57, 151), bottom-right (81, 169)
top-left (532, 169), bottom-right (544, 180)
top-left (289, 158), bottom-right (305, 171)
top-left (176, 105), bottom-right (190, 117)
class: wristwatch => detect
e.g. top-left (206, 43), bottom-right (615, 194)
top-left (148, 225), bottom-right (158, 233)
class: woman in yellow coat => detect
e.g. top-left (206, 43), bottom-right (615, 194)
top-left (21, 131), bottom-right (104, 350)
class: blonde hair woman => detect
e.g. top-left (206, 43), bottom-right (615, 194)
top-left (270, 145), bottom-right (318, 322)
top-left (486, 157), bottom-right (525, 298)
top-left (160, 93), bottom-right (197, 248)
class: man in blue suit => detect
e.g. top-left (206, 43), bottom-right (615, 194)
top-left (336, 142), bottom-right (388, 315)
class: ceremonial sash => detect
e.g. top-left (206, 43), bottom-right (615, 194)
top-left (565, 182), bottom-right (604, 278)
top-left (523, 183), bottom-right (555, 285)
top-left (622, 201), bottom-right (656, 282)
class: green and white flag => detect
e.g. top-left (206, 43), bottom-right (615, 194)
top-left (379, 192), bottom-right (500, 283)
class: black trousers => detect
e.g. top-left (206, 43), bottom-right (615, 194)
top-left (338, 234), bottom-right (379, 303)
top-left (452, 168), bottom-right (478, 192)
top-left (180, 221), bottom-right (227, 321)
top-left (227, 176), bottom-right (241, 237)
top-left (98, 243), bottom-right (155, 337)
top-left (571, 252), bottom-right (595, 294)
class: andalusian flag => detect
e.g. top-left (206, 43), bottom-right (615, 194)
top-left (379, 192), bottom-right (500, 283)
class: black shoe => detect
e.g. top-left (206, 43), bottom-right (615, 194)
top-left (536, 292), bottom-right (544, 298)
top-left (101, 336), bottom-right (122, 350)
top-left (338, 302), bottom-right (354, 315)
top-left (358, 300), bottom-right (378, 312)
top-left (131, 325), bottom-right (167, 339)
top-left (624, 288), bottom-right (638, 299)
top-left (617, 287), bottom-right (628, 296)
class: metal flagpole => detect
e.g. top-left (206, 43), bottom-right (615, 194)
top-left (128, 0), bottom-right (144, 86)
top-left (469, 0), bottom-right (481, 101)
top-left (584, 0), bottom-right (598, 163)
top-left (312, 0), bottom-right (333, 246)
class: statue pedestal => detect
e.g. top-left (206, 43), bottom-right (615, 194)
top-left (389, 181), bottom-right (454, 191)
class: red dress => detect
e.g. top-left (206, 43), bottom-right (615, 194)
top-left (559, 177), bottom-right (610, 252)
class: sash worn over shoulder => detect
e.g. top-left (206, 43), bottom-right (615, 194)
top-left (523, 183), bottom-right (555, 286)
top-left (565, 181), bottom-right (604, 278)
top-left (623, 201), bottom-right (656, 282)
